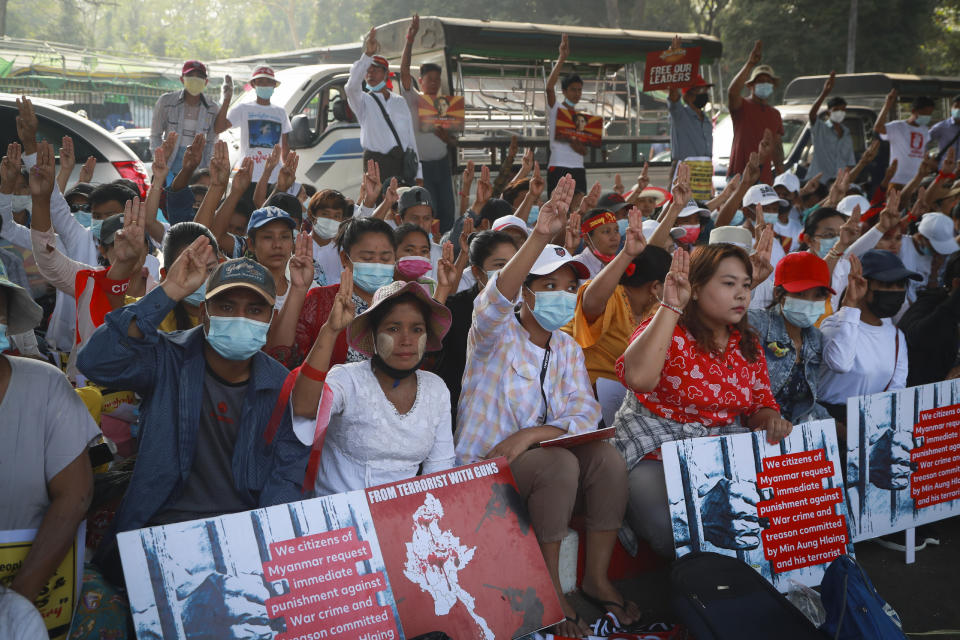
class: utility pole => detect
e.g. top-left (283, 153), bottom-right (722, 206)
top-left (846, 0), bottom-right (857, 73)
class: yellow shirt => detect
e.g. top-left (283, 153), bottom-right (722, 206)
top-left (158, 307), bottom-right (202, 333)
top-left (562, 282), bottom-right (637, 386)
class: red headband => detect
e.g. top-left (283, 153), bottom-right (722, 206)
top-left (581, 211), bottom-right (617, 235)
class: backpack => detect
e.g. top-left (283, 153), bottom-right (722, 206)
top-left (819, 555), bottom-right (907, 640)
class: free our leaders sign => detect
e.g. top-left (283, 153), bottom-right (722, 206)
top-left (643, 46), bottom-right (702, 92)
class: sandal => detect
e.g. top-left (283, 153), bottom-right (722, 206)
top-left (579, 589), bottom-right (640, 627)
top-left (554, 612), bottom-right (589, 638)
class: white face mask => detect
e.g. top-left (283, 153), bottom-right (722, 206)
top-left (312, 216), bottom-right (340, 240)
top-left (11, 194), bottom-right (32, 213)
top-left (829, 110), bottom-right (846, 124)
top-left (754, 82), bottom-right (774, 99)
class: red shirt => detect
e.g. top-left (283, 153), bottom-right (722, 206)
top-left (265, 284), bottom-right (349, 368)
top-left (615, 319), bottom-right (779, 427)
top-left (728, 97), bottom-right (784, 185)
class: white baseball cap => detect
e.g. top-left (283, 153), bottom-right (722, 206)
top-left (773, 172), bottom-right (801, 194)
top-left (743, 184), bottom-right (787, 208)
top-left (917, 212), bottom-right (960, 255)
top-left (837, 194), bottom-right (872, 217)
top-left (641, 219), bottom-right (685, 241)
top-left (709, 225), bottom-right (754, 249)
top-left (677, 204), bottom-right (711, 220)
top-left (492, 215), bottom-right (530, 237)
top-left (530, 244), bottom-right (591, 278)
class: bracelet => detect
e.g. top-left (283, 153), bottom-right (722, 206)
top-left (938, 171), bottom-right (957, 181)
top-left (659, 301), bottom-right (683, 315)
top-left (299, 363), bottom-right (327, 382)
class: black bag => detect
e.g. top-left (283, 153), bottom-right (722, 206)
top-left (370, 92), bottom-right (419, 183)
top-left (670, 552), bottom-right (827, 640)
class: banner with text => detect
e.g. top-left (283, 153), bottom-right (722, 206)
top-left (643, 46), bottom-right (701, 92)
top-left (661, 420), bottom-right (854, 591)
top-left (846, 379), bottom-right (960, 542)
top-left (0, 525), bottom-right (84, 640)
top-left (118, 459), bottom-right (560, 639)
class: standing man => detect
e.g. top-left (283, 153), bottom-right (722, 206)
top-left (929, 94), bottom-right (960, 167)
top-left (874, 91), bottom-right (935, 187)
top-left (545, 34), bottom-right (588, 195)
top-left (346, 26), bottom-right (422, 186)
top-left (727, 41), bottom-right (784, 185)
top-left (668, 75), bottom-right (713, 165)
top-left (225, 66), bottom-right (292, 185)
top-left (400, 15), bottom-right (457, 232)
top-left (150, 60), bottom-right (232, 184)
top-left (806, 71), bottom-right (855, 180)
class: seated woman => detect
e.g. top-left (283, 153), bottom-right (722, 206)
top-left (434, 229), bottom-right (518, 420)
top-left (266, 216), bottom-right (396, 367)
top-left (748, 251), bottom-right (834, 423)
top-left (456, 175), bottom-right (637, 635)
top-left (564, 207), bottom-right (672, 388)
top-left (291, 276), bottom-right (455, 495)
top-left (392, 223), bottom-right (461, 304)
top-left (614, 244), bottom-right (790, 559)
top-left (818, 250), bottom-right (916, 426)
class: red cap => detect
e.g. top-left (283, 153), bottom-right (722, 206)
top-left (181, 60), bottom-right (207, 77)
top-left (684, 74), bottom-right (713, 94)
top-left (251, 66), bottom-right (277, 82)
top-left (774, 252), bottom-right (836, 294)
top-left (371, 56), bottom-right (390, 71)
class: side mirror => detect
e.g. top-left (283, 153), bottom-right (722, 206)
top-left (289, 114), bottom-right (313, 149)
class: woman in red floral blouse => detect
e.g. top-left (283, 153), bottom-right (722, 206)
top-left (612, 243), bottom-right (792, 557)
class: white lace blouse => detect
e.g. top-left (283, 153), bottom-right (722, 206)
top-left (296, 360), bottom-right (455, 496)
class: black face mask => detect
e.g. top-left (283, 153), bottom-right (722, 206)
top-left (371, 354), bottom-right (423, 386)
top-left (867, 289), bottom-right (906, 318)
top-left (693, 93), bottom-right (709, 109)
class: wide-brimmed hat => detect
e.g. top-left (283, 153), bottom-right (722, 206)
top-left (632, 186), bottom-right (671, 207)
top-left (346, 280), bottom-right (452, 357)
top-left (0, 260), bottom-right (42, 334)
top-left (748, 64), bottom-right (779, 85)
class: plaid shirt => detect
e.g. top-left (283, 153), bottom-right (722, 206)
top-left (455, 275), bottom-right (601, 463)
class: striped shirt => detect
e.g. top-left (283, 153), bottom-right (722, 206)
top-left (455, 275), bottom-right (601, 463)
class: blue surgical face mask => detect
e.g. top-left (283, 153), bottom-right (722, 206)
top-left (920, 243), bottom-right (934, 257)
top-left (780, 297), bottom-right (826, 329)
top-left (205, 315), bottom-right (269, 360)
top-left (351, 261), bottom-right (395, 293)
top-left (527, 289), bottom-right (577, 331)
top-left (953, 108), bottom-right (960, 120)
top-left (915, 114), bottom-right (932, 127)
top-left (754, 82), bottom-right (774, 99)
top-left (815, 236), bottom-right (839, 258)
top-left (763, 212), bottom-right (779, 224)
top-left (184, 281), bottom-right (206, 306)
top-left (367, 80), bottom-right (386, 92)
top-left (0, 323), bottom-right (9, 353)
top-left (617, 218), bottom-right (629, 236)
top-left (527, 205), bottom-right (540, 225)
top-left (73, 210), bottom-right (93, 229)
top-left (730, 210), bottom-right (745, 226)
top-left (90, 218), bottom-right (104, 241)
top-left (255, 86), bottom-right (275, 100)
top-left (562, 98), bottom-right (576, 108)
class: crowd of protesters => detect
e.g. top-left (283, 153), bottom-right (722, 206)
top-left (4, 19), bottom-right (960, 639)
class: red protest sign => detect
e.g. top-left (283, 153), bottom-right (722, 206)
top-left (643, 46), bottom-right (701, 92)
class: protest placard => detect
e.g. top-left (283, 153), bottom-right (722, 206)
top-left (118, 460), bottom-right (561, 639)
top-left (417, 94), bottom-right (465, 133)
top-left (680, 157), bottom-right (713, 201)
top-left (661, 420), bottom-right (853, 591)
top-left (555, 108), bottom-right (603, 147)
top-left (846, 379), bottom-right (960, 542)
top-left (643, 46), bottom-right (701, 92)
top-left (0, 525), bottom-right (85, 640)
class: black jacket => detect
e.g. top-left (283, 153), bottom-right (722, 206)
top-left (898, 287), bottom-right (960, 386)
top-left (433, 283), bottom-right (481, 426)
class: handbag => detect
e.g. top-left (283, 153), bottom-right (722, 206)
top-left (370, 92), bottom-right (419, 183)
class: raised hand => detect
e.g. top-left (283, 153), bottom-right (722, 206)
top-left (910, 185), bottom-right (929, 218)
top-left (209, 140), bottom-right (231, 188)
top-left (662, 247), bottom-right (691, 310)
top-left (860, 138), bottom-right (881, 165)
top-left (461, 159), bottom-right (475, 191)
top-left (475, 164), bottom-right (493, 207)
top-left (744, 151), bottom-right (761, 185)
top-left (325, 268), bottom-right (356, 333)
top-left (753, 204), bottom-right (767, 241)
top-left (581, 180), bottom-right (602, 212)
top-left (877, 187), bottom-right (902, 233)
top-left (564, 212), bottom-right (581, 253)
top-left (799, 171), bottom-right (823, 196)
top-left (623, 207), bottom-right (647, 258)
top-left (78, 156), bottom-right (97, 183)
top-left (28, 140), bottom-right (56, 198)
top-left (750, 224), bottom-right (774, 286)
top-left (943, 146), bottom-right (958, 176)
top-left (182, 134), bottom-right (205, 173)
top-left (362, 158), bottom-right (382, 207)
top-left (364, 27), bottom-right (379, 57)
top-left (884, 88), bottom-right (898, 109)
top-left (528, 162), bottom-right (546, 201)
top-left (277, 150), bottom-right (299, 193)
top-left (0, 143), bottom-right (21, 193)
top-left (408, 13), bottom-right (420, 40)
top-left (112, 197), bottom-right (147, 265)
top-left (747, 40), bottom-right (763, 67)
top-left (826, 167), bottom-right (850, 205)
top-left (152, 132), bottom-right (178, 182)
top-left (222, 74), bottom-right (233, 103)
top-left (436, 241), bottom-right (458, 288)
top-left (881, 159), bottom-right (899, 188)
top-left (844, 254), bottom-right (868, 308)
top-left (458, 215), bottom-right (475, 257)
top-left (507, 134), bottom-right (518, 162)
top-left (264, 144), bottom-right (282, 176)
top-left (534, 173), bottom-right (575, 239)
top-left (636, 161), bottom-right (650, 192)
top-left (671, 34), bottom-right (682, 52)
top-left (558, 34), bottom-right (570, 61)
top-left (613, 173), bottom-right (625, 195)
top-left (757, 128), bottom-right (774, 164)
top-left (839, 204), bottom-right (862, 247)
top-left (718, 173), bottom-right (740, 201)
top-left (162, 235), bottom-right (215, 301)
top-left (15, 96), bottom-right (38, 151)
top-left (672, 162), bottom-right (691, 208)
top-left (520, 147), bottom-right (534, 175)
top-left (822, 70), bottom-right (836, 96)
top-left (382, 177), bottom-right (400, 209)
top-left (232, 157), bottom-right (254, 195)
top-left (59, 136), bottom-right (76, 176)
top-left (288, 228), bottom-right (315, 289)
